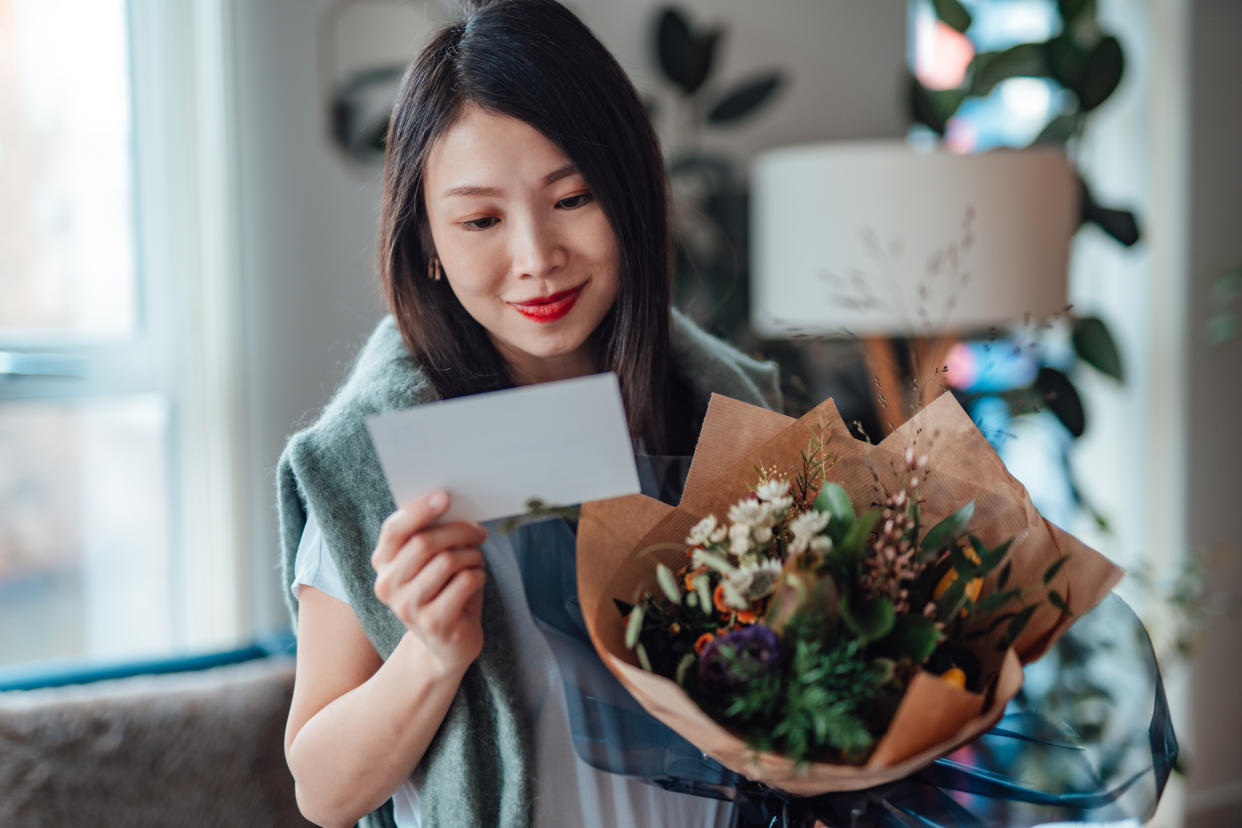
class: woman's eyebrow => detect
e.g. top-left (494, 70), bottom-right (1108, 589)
top-left (542, 164), bottom-right (577, 186)
top-left (441, 165), bottom-right (579, 199)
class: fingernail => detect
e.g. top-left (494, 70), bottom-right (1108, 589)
top-left (429, 491), bottom-right (448, 510)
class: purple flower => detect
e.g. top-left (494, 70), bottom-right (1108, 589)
top-left (698, 624), bottom-right (782, 692)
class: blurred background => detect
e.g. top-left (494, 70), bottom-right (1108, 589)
top-left (0, 1), bottom-right (1238, 825)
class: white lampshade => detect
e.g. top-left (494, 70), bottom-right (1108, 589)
top-left (750, 142), bottom-right (1077, 337)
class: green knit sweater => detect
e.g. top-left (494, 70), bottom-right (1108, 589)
top-left (277, 309), bottom-right (780, 828)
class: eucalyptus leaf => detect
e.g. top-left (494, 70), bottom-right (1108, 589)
top-left (706, 73), bottom-right (783, 124)
top-left (625, 605), bottom-right (645, 650)
top-left (635, 641), bottom-right (653, 671)
top-left (975, 538), bottom-right (1013, 576)
top-left (693, 574), bottom-right (713, 616)
top-left (882, 614), bottom-right (941, 663)
top-left (932, 0), bottom-right (972, 34)
top-left (814, 482), bottom-right (856, 526)
top-left (975, 587), bottom-right (1023, 615)
top-left (1073, 316), bottom-right (1124, 380)
top-left (1048, 589), bottom-right (1074, 616)
top-left (934, 576), bottom-right (968, 623)
top-left (1043, 553), bottom-right (1071, 584)
top-left (996, 604), bottom-right (1038, 651)
top-left (840, 592), bottom-right (896, 642)
top-left (921, 500), bottom-right (976, 556)
top-left (656, 563), bottom-right (682, 604)
top-left (832, 510), bottom-right (880, 570)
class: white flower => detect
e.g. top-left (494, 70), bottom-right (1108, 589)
top-left (788, 509), bottom-right (831, 554)
top-left (753, 525), bottom-right (773, 544)
top-left (766, 495), bottom-right (794, 515)
top-left (754, 479), bottom-right (792, 502)
top-left (809, 536), bottom-right (833, 554)
top-left (685, 514), bottom-right (718, 546)
top-left (728, 522), bottom-right (752, 555)
top-left (728, 498), bottom-right (770, 528)
top-left (727, 558), bottom-right (783, 603)
top-left (709, 525), bottom-right (728, 544)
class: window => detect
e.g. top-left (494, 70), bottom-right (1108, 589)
top-left (1, 0), bottom-right (244, 668)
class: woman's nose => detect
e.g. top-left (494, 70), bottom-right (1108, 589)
top-left (511, 216), bottom-right (567, 279)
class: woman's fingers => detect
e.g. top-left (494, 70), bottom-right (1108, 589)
top-left (371, 489), bottom-right (451, 568)
top-left (422, 567), bottom-right (488, 639)
top-left (403, 546), bottom-right (484, 611)
top-left (388, 522), bottom-right (487, 585)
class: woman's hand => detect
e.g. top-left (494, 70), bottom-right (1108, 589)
top-left (371, 490), bottom-right (488, 673)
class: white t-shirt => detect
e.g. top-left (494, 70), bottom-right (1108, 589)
top-left (291, 510), bottom-right (735, 828)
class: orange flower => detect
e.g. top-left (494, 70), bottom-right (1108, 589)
top-left (694, 633), bottom-right (714, 654)
top-left (940, 667), bottom-right (967, 689)
top-left (713, 583), bottom-right (731, 614)
top-left (736, 608), bottom-right (758, 624)
top-left (933, 545), bottom-right (983, 613)
top-left (684, 566), bottom-right (708, 592)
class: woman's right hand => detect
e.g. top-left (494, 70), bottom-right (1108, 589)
top-left (371, 490), bottom-right (489, 673)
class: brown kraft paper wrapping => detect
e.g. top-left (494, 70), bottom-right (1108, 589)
top-left (578, 392), bottom-right (1123, 794)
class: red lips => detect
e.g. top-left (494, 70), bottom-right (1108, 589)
top-left (510, 285), bottom-right (583, 323)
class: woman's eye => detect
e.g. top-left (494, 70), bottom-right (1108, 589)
top-left (556, 192), bottom-right (593, 210)
top-left (461, 216), bottom-right (499, 231)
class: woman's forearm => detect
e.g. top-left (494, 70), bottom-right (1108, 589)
top-left (286, 632), bottom-right (466, 827)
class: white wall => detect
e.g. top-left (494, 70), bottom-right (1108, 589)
top-left (1182, 1), bottom-right (1242, 824)
top-left (225, 0), bottom-right (908, 631)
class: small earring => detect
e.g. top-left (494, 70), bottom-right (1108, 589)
top-left (427, 256), bottom-right (443, 281)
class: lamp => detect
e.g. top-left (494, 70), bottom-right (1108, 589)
top-left (750, 141), bottom-right (1077, 429)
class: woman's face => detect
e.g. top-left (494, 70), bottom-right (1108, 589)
top-left (422, 104), bottom-right (621, 384)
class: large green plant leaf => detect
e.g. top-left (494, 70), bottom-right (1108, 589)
top-left (908, 75), bottom-right (966, 136)
top-left (840, 592), bottom-right (896, 642)
top-left (1079, 178), bottom-right (1141, 246)
top-left (1036, 366), bottom-right (1086, 438)
top-left (656, 8), bottom-right (695, 94)
top-left (1079, 35), bottom-right (1124, 110)
top-left (1072, 316), bottom-right (1124, 380)
top-left (1031, 112), bottom-right (1081, 146)
top-left (970, 43), bottom-right (1049, 97)
top-left (932, 0), bottom-right (973, 34)
top-left (706, 73), bottom-right (783, 124)
top-left (1046, 33), bottom-right (1089, 91)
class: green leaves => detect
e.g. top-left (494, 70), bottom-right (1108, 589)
top-left (921, 501), bottom-right (976, 557)
top-left (1036, 366), bottom-right (1086, 438)
top-left (908, 75), bottom-right (966, 136)
top-left (970, 43), bottom-right (1049, 97)
top-left (882, 614), bottom-right (942, 664)
top-left (706, 74), bottom-right (784, 124)
top-left (1079, 35), bottom-right (1124, 111)
top-left (815, 483), bottom-right (856, 527)
top-left (654, 6), bottom-right (782, 124)
top-left (841, 592), bottom-right (896, 642)
top-left (655, 8), bottom-right (719, 95)
top-left (1072, 316), bottom-right (1124, 380)
top-left (932, 0), bottom-right (973, 34)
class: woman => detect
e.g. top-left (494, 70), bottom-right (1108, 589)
top-left (278, 2), bottom-right (780, 826)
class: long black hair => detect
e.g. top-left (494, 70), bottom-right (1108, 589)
top-left (377, 0), bottom-right (690, 454)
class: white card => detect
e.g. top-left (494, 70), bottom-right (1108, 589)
top-left (366, 372), bottom-right (641, 523)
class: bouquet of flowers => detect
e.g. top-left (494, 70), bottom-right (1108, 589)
top-left (576, 392), bottom-right (1123, 794)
